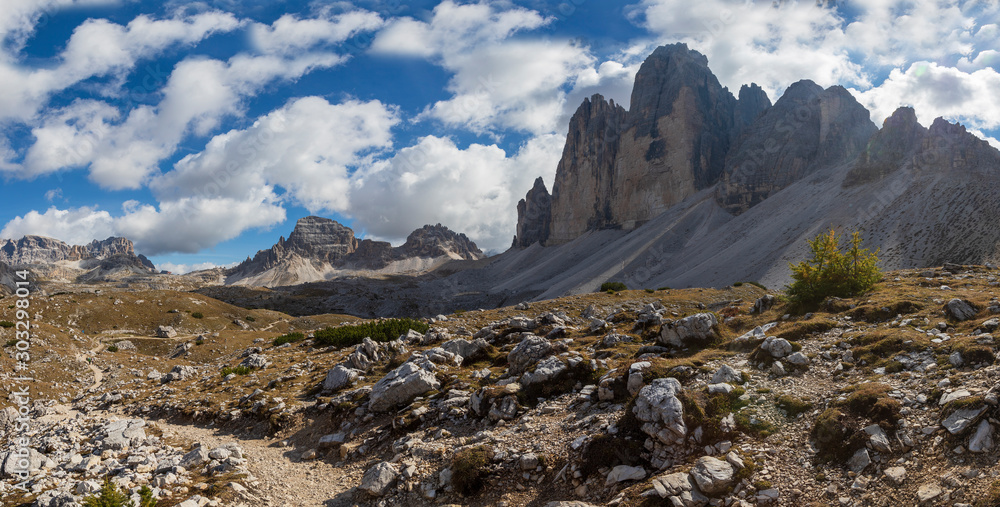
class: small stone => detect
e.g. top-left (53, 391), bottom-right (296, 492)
top-left (916, 483), bottom-right (943, 504)
top-left (605, 465), bottom-right (646, 485)
top-left (847, 448), bottom-right (870, 473)
top-left (884, 467), bottom-right (906, 486)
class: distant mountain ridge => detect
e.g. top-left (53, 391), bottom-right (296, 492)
top-left (224, 216), bottom-right (485, 287)
top-left (0, 235), bottom-right (156, 284)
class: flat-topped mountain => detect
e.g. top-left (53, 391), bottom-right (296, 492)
top-left (225, 217), bottom-right (484, 287)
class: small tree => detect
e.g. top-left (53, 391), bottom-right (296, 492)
top-left (82, 477), bottom-right (134, 507)
top-left (786, 229), bottom-right (880, 305)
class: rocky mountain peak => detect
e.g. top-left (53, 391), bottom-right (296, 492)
top-left (735, 83), bottom-right (771, 130)
top-left (284, 216), bottom-right (359, 263)
top-left (513, 177), bottom-right (552, 248)
top-left (843, 106), bottom-right (927, 187)
top-left (717, 82), bottom-right (877, 213)
top-left (227, 218), bottom-right (484, 286)
top-left (398, 224), bottom-right (485, 260)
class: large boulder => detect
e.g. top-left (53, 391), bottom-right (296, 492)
top-left (359, 461), bottom-right (399, 496)
top-left (369, 362), bottom-right (440, 412)
top-left (441, 338), bottom-right (491, 363)
top-left (690, 456), bottom-right (735, 496)
top-left (632, 377), bottom-right (687, 445)
top-left (945, 299), bottom-right (978, 321)
top-left (650, 472), bottom-right (708, 505)
top-left (508, 335), bottom-right (554, 375)
top-left (0, 448), bottom-right (44, 478)
top-left (100, 419), bottom-right (146, 450)
top-left (322, 365), bottom-right (360, 392)
top-left (155, 326), bottom-right (177, 338)
top-left (658, 313), bottom-right (718, 347)
top-left (759, 336), bottom-right (793, 358)
top-left (751, 295), bottom-right (776, 314)
top-left (521, 356), bottom-right (568, 387)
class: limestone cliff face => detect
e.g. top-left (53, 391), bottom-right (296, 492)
top-left (547, 94), bottom-right (627, 244)
top-left (513, 177), bottom-right (552, 248)
top-left (843, 107), bottom-right (926, 186)
top-left (844, 107), bottom-right (1000, 187)
top-left (227, 217), bottom-right (484, 286)
top-left (523, 43), bottom-right (774, 246)
top-left (715, 81), bottom-right (877, 214)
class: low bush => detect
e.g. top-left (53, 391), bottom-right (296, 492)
top-left (599, 281), bottom-right (628, 292)
top-left (0, 321), bottom-right (14, 328)
top-left (776, 395), bottom-right (813, 418)
top-left (191, 312), bottom-right (204, 319)
top-left (272, 332), bottom-right (305, 347)
top-left (313, 318), bottom-right (429, 348)
top-left (451, 445), bottom-right (493, 496)
top-left (81, 477), bottom-right (133, 507)
top-left (106, 345), bottom-right (119, 353)
top-left (221, 365), bottom-right (253, 377)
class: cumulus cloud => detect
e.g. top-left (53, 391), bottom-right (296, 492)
top-left (249, 10), bottom-right (383, 54)
top-left (0, 10), bottom-right (241, 122)
top-left (153, 96), bottom-right (399, 208)
top-left (349, 133), bottom-right (563, 251)
top-left (20, 51), bottom-right (347, 188)
top-left (0, 206), bottom-right (115, 245)
top-left (629, 0), bottom-right (864, 97)
top-left (373, 1), bottom-right (615, 135)
top-left (113, 190), bottom-right (287, 254)
top-left (851, 62), bottom-right (1000, 131)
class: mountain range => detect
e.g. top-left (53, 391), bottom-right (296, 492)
top-left (3, 43), bottom-right (999, 316)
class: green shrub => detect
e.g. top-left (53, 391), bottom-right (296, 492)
top-left (657, 286), bottom-right (671, 291)
top-left (191, 312), bottom-right (204, 319)
top-left (451, 445), bottom-right (493, 496)
top-left (600, 281), bottom-right (628, 292)
top-left (272, 332), bottom-right (305, 347)
top-left (106, 345), bottom-right (119, 353)
top-left (776, 395), bottom-right (813, 418)
top-left (137, 485), bottom-right (155, 507)
top-left (195, 338), bottom-right (205, 346)
top-left (786, 229), bottom-right (881, 306)
top-left (4, 338), bottom-right (18, 347)
top-left (221, 365), bottom-right (253, 377)
top-left (82, 477), bottom-right (134, 507)
top-left (245, 316), bottom-right (256, 322)
top-left (644, 288), bottom-right (655, 293)
top-left (313, 318), bottom-right (429, 348)
top-left (0, 321), bottom-right (13, 328)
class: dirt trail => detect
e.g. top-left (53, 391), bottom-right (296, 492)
top-left (149, 418), bottom-right (360, 507)
top-left (75, 341), bottom-right (105, 392)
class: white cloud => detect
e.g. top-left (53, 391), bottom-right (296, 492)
top-left (19, 51), bottom-right (347, 188)
top-left (349, 133), bottom-right (563, 251)
top-left (113, 189), bottom-right (286, 254)
top-left (0, 11), bottom-right (241, 122)
top-left (153, 96), bottom-right (400, 210)
top-left (373, 1), bottom-right (608, 135)
top-left (0, 206), bottom-right (115, 244)
top-left (43, 188), bottom-right (62, 202)
top-left (371, 0), bottom-right (549, 58)
top-left (630, 0), bottom-right (865, 98)
top-left (850, 62), bottom-right (1000, 131)
top-left (249, 10), bottom-right (383, 54)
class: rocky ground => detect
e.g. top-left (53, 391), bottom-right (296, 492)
top-left (2, 265), bottom-right (1000, 506)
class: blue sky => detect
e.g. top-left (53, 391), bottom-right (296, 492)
top-left (1, 0), bottom-right (998, 273)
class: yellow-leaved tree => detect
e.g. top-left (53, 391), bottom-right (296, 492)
top-left (786, 229), bottom-right (881, 305)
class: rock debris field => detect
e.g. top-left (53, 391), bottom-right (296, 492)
top-left (2, 264), bottom-right (1000, 506)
